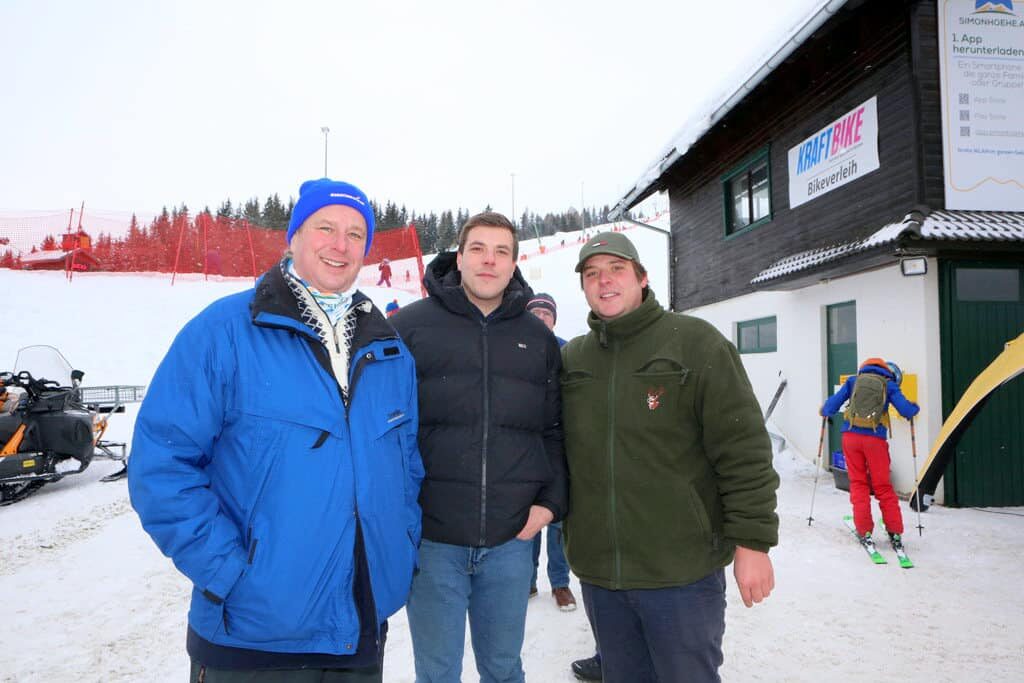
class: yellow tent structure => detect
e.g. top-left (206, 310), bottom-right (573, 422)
top-left (912, 331), bottom-right (1024, 510)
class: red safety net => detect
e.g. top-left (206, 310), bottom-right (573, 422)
top-left (1, 210), bottom-right (426, 299)
top-left (358, 225), bottom-right (426, 298)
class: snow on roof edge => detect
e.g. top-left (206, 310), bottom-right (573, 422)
top-left (611, 0), bottom-right (850, 217)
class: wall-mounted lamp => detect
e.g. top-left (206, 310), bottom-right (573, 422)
top-left (900, 257), bottom-right (927, 276)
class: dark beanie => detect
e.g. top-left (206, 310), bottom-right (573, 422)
top-left (526, 293), bottom-right (557, 323)
top-left (286, 178), bottom-right (376, 254)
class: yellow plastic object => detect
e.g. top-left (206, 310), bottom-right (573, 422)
top-left (915, 332), bottom-right (1024, 495)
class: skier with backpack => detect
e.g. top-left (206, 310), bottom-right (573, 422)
top-left (821, 358), bottom-right (919, 554)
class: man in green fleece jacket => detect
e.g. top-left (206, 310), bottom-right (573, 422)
top-left (561, 231), bottom-right (779, 683)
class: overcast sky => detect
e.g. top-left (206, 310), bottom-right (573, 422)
top-left (1, 0), bottom-right (823, 219)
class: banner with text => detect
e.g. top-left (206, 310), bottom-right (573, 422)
top-left (788, 97), bottom-right (879, 209)
top-left (939, 0), bottom-right (1024, 211)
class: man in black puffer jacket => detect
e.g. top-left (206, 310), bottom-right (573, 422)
top-left (391, 211), bottom-right (566, 683)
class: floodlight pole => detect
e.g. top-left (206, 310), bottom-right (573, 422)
top-left (581, 181), bottom-right (585, 231)
top-left (321, 126), bottom-right (330, 176)
top-left (510, 172), bottom-right (516, 226)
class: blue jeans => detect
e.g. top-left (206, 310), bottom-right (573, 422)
top-left (582, 570), bottom-right (726, 683)
top-left (531, 522), bottom-right (571, 588)
top-left (407, 537), bottom-right (534, 683)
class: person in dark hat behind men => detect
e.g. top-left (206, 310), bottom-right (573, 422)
top-left (130, 177), bottom-right (424, 683)
top-left (561, 231), bottom-right (779, 683)
top-left (526, 293), bottom-right (567, 347)
top-left (525, 292), bottom-right (574, 612)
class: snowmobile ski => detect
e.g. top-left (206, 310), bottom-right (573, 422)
top-left (843, 515), bottom-right (887, 564)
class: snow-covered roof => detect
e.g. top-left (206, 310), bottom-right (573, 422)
top-left (611, 0), bottom-right (850, 218)
top-left (18, 249), bottom-right (73, 264)
top-left (751, 210), bottom-right (1024, 284)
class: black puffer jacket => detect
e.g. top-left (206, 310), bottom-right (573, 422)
top-left (391, 252), bottom-right (566, 548)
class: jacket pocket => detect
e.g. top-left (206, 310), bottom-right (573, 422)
top-left (560, 369), bottom-right (595, 390)
top-left (560, 370), bottom-right (596, 449)
top-left (686, 483), bottom-right (719, 550)
top-left (222, 517), bottom-right (354, 644)
top-left (219, 420), bottom-right (356, 645)
top-left (628, 358), bottom-right (692, 430)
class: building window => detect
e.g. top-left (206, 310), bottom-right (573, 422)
top-left (737, 316), bottom-right (777, 353)
top-left (956, 267), bottom-right (1021, 302)
top-left (722, 148), bottom-right (771, 236)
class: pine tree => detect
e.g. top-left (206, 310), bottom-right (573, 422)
top-left (217, 199), bottom-right (234, 219)
top-left (414, 212), bottom-right (439, 254)
top-left (262, 193), bottom-right (288, 230)
top-left (381, 201), bottom-right (403, 230)
top-left (436, 211), bottom-right (456, 252)
top-left (243, 198), bottom-right (261, 225)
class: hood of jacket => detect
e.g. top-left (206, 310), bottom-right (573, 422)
top-left (423, 251), bottom-right (533, 321)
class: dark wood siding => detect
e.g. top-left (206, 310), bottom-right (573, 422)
top-left (665, 0), bottom-right (930, 309)
top-left (910, 0), bottom-right (945, 209)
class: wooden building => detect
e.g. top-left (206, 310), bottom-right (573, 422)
top-left (613, 0), bottom-right (1024, 506)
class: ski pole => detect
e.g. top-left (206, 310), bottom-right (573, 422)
top-left (807, 416), bottom-right (827, 526)
top-left (910, 417), bottom-right (923, 536)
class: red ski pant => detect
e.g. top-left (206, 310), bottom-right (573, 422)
top-left (842, 432), bottom-right (904, 536)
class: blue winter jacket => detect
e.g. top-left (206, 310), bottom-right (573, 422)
top-left (821, 364), bottom-right (919, 439)
top-left (129, 266), bottom-right (423, 656)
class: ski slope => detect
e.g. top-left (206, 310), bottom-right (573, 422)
top-left (1, 225), bottom-right (1022, 682)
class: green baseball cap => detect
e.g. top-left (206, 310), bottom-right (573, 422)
top-left (574, 231), bottom-right (642, 272)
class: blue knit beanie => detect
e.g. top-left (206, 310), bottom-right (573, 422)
top-left (287, 178), bottom-right (376, 254)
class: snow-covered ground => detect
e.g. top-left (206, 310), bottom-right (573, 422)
top-left (2, 226), bottom-right (1022, 682)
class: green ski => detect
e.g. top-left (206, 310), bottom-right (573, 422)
top-left (877, 520), bottom-right (914, 569)
top-left (842, 515), bottom-right (887, 564)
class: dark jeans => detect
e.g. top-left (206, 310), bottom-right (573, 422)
top-left (582, 569), bottom-right (726, 683)
top-left (531, 521), bottom-right (571, 588)
top-left (189, 661), bottom-right (382, 683)
top-left (581, 580), bottom-right (601, 658)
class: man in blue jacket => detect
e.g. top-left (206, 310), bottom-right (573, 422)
top-left (129, 178), bottom-right (424, 683)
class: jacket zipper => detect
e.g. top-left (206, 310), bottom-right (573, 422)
top-left (479, 319), bottom-right (490, 547)
top-left (608, 338), bottom-right (621, 587)
top-left (351, 507), bottom-right (382, 654)
top-left (348, 350), bottom-right (375, 408)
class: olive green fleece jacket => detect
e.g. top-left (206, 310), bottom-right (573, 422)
top-left (560, 292), bottom-right (779, 590)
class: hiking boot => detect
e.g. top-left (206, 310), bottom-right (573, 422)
top-left (889, 532), bottom-right (905, 552)
top-left (529, 585), bottom-right (538, 599)
top-left (571, 654), bottom-right (602, 681)
top-left (552, 586), bottom-right (577, 611)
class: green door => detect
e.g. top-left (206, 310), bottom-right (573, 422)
top-left (826, 301), bottom-right (858, 461)
top-left (940, 260), bottom-right (1024, 506)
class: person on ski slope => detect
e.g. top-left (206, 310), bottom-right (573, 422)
top-left (821, 358), bottom-right (919, 549)
top-left (129, 177), bottom-right (424, 683)
top-left (377, 257), bottom-right (393, 287)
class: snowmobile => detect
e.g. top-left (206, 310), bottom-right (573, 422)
top-left (0, 345), bottom-right (145, 505)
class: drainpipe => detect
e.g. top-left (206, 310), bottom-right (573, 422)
top-left (621, 216), bottom-right (675, 311)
